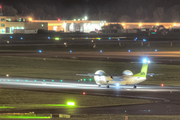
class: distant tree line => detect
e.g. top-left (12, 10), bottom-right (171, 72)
top-left (2, 1), bottom-right (180, 22)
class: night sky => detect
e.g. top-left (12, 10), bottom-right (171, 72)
top-left (1, 0), bottom-right (180, 22)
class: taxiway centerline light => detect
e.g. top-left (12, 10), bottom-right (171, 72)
top-left (67, 102), bottom-right (75, 106)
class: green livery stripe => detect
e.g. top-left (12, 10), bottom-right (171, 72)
top-left (133, 63), bottom-right (148, 77)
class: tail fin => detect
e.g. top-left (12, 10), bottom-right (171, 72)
top-left (133, 63), bottom-right (149, 78)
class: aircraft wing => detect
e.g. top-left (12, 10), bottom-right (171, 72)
top-left (76, 73), bottom-right (108, 77)
top-left (147, 73), bottom-right (163, 76)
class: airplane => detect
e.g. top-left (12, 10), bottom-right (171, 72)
top-left (77, 59), bottom-right (152, 88)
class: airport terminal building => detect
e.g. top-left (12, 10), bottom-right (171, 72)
top-left (0, 15), bottom-right (179, 34)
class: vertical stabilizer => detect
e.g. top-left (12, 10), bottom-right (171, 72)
top-left (133, 63), bottom-right (149, 78)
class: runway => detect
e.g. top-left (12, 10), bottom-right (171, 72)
top-left (1, 77), bottom-right (180, 115)
top-left (1, 51), bottom-right (180, 64)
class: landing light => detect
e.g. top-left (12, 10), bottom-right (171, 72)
top-left (116, 83), bottom-right (120, 86)
top-left (143, 59), bottom-right (147, 63)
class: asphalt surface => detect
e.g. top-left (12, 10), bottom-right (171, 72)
top-left (0, 77), bottom-right (180, 115)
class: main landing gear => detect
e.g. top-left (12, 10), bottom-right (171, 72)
top-left (133, 85), bottom-right (137, 89)
top-left (106, 85), bottom-right (110, 88)
top-left (98, 85), bottom-right (101, 87)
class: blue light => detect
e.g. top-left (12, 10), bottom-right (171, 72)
top-left (143, 39), bottom-right (146, 42)
top-left (134, 37), bottom-right (137, 41)
top-left (86, 37), bottom-right (88, 39)
top-left (148, 110), bottom-right (150, 112)
top-left (155, 49), bottom-right (157, 52)
top-left (48, 37), bottom-right (50, 39)
top-left (21, 37), bottom-right (23, 40)
top-left (118, 39), bottom-right (120, 41)
top-left (55, 55), bottom-right (57, 57)
top-left (52, 80), bottom-right (54, 82)
top-left (143, 59), bottom-right (147, 63)
top-left (128, 50), bottom-right (131, 52)
top-left (39, 50), bottom-right (42, 53)
top-left (98, 39), bottom-right (100, 40)
top-left (10, 36), bottom-right (12, 38)
top-left (125, 110), bottom-right (127, 112)
top-left (109, 37), bottom-right (111, 40)
top-left (70, 50), bottom-right (72, 53)
top-left (17, 80), bottom-right (19, 82)
top-left (107, 57), bottom-right (109, 59)
top-left (100, 50), bottom-right (102, 53)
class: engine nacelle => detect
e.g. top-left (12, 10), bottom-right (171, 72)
top-left (94, 70), bottom-right (112, 85)
top-left (123, 70), bottom-right (133, 75)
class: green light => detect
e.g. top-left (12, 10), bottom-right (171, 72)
top-left (41, 24), bottom-right (44, 27)
top-left (26, 80), bottom-right (28, 82)
top-left (45, 104), bottom-right (66, 107)
top-left (67, 102), bottom-right (75, 106)
top-left (78, 80), bottom-right (80, 82)
top-left (8, 80), bottom-right (10, 81)
top-left (52, 80), bottom-right (54, 82)
top-left (84, 79), bottom-right (86, 81)
top-left (17, 80), bottom-right (19, 82)
top-left (43, 80), bottom-right (45, 82)
top-left (34, 80), bottom-right (36, 82)
top-left (73, 19), bottom-right (76, 21)
top-left (0, 106), bottom-right (14, 109)
top-left (60, 80), bottom-right (63, 82)
top-left (89, 79), bottom-right (92, 81)
top-left (55, 37), bottom-right (60, 40)
top-left (0, 116), bottom-right (51, 119)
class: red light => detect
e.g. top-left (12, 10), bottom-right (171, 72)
top-left (161, 84), bottom-right (164, 87)
top-left (83, 92), bottom-right (86, 95)
top-left (155, 30), bottom-right (157, 32)
top-left (58, 18), bottom-right (60, 21)
top-left (0, 6), bottom-right (2, 9)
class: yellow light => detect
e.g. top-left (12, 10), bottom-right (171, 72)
top-left (173, 23), bottom-right (176, 26)
top-left (139, 23), bottom-right (142, 27)
top-left (156, 23), bottom-right (159, 26)
top-left (122, 23), bottom-right (125, 26)
top-left (29, 18), bottom-right (32, 21)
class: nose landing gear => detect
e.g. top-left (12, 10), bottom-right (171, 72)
top-left (133, 85), bottom-right (137, 89)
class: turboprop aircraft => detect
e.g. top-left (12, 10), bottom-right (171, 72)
top-left (77, 59), bottom-right (151, 88)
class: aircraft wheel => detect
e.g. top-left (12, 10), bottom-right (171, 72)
top-left (98, 85), bottom-right (101, 87)
top-left (133, 85), bottom-right (137, 89)
top-left (106, 85), bottom-right (110, 88)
